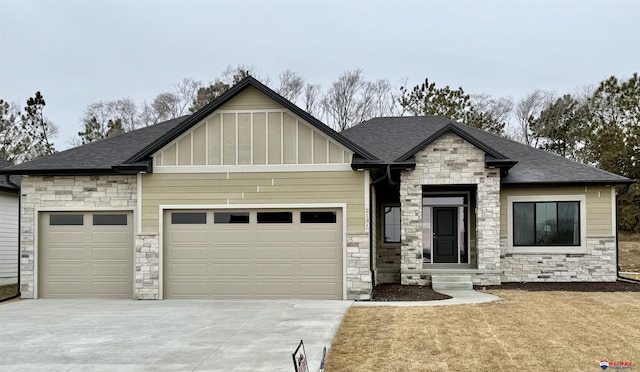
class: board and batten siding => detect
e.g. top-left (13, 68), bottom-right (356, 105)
top-left (0, 193), bottom-right (19, 280)
top-left (141, 171), bottom-right (366, 233)
top-left (153, 87), bottom-right (352, 168)
top-left (500, 186), bottom-right (614, 238)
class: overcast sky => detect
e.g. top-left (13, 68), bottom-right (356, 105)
top-left (1, 0), bottom-right (639, 150)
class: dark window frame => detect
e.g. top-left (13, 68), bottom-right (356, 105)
top-left (49, 214), bottom-right (84, 226)
top-left (257, 212), bottom-right (293, 224)
top-left (300, 211), bottom-right (337, 224)
top-left (512, 201), bottom-right (581, 247)
top-left (171, 212), bottom-right (207, 224)
top-left (93, 214), bottom-right (128, 226)
top-left (214, 212), bottom-right (250, 224)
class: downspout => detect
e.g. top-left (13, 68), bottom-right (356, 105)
top-left (368, 165), bottom-right (393, 288)
top-left (1, 175), bottom-right (21, 302)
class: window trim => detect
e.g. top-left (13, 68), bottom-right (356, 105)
top-left (382, 203), bottom-right (401, 245)
top-left (507, 194), bottom-right (587, 254)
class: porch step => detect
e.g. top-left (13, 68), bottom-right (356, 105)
top-left (431, 274), bottom-right (473, 290)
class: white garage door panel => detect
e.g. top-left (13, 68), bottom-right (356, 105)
top-left (46, 263), bottom-right (84, 276)
top-left (300, 246), bottom-right (338, 259)
top-left (48, 231), bottom-right (85, 243)
top-left (171, 263), bottom-right (208, 276)
top-left (39, 212), bottom-right (133, 298)
top-left (300, 229), bottom-right (338, 242)
top-left (256, 247), bottom-right (294, 259)
top-left (164, 209), bottom-right (342, 299)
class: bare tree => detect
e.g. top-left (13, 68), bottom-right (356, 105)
top-left (303, 83), bottom-right (321, 118)
top-left (173, 77), bottom-right (201, 115)
top-left (513, 90), bottom-right (554, 146)
top-left (321, 69), bottom-right (397, 131)
top-left (276, 70), bottom-right (304, 102)
top-left (471, 94), bottom-right (514, 125)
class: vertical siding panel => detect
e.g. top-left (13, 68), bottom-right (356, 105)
top-left (313, 132), bottom-right (328, 164)
top-left (208, 115), bottom-right (222, 165)
top-left (192, 125), bottom-right (207, 165)
top-left (252, 113), bottom-right (267, 164)
top-left (163, 144), bottom-right (177, 165)
top-left (237, 113), bottom-right (252, 165)
top-left (298, 124), bottom-right (312, 164)
top-left (223, 113), bottom-right (236, 165)
top-left (177, 135), bottom-right (191, 166)
top-left (282, 113), bottom-right (297, 164)
top-left (268, 112), bottom-right (282, 164)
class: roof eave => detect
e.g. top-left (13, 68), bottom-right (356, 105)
top-left (0, 168), bottom-right (122, 176)
top-left (502, 179), bottom-right (635, 187)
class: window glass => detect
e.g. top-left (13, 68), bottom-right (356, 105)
top-left (50, 214), bottom-right (83, 226)
top-left (93, 214), bottom-right (128, 226)
top-left (423, 196), bottom-right (465, 205)
top-left (384, 206), bottom-right (400, 243)
top-left (257, 212), bottom-right (292, 223)
top-left (513, 201), bottom-right (579, 246)
top-left (214, 212), bottom-right (250, 224)
top-left (171, 212), bottom-right (206, 224)
top-left (301, 212), bottom-right (336, 224)
top-left (513, 203), bottom-right (534, 245)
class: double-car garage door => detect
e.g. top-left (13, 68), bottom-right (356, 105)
top-left (164, 209), bottom-right (343, 299)
top-left (38, 208), bottom-right (343, 299)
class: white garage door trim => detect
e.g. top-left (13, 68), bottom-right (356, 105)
top-left (33, 207), bottom-right (136, 299)
top-left (159, 203), bottom-right (347, 300)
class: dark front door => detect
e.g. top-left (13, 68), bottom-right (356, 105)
top-left (433, 207), bottom-right (457, 263)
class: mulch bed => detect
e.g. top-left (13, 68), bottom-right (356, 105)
top-left (478, 280), bottom-right (640, 292)
top-left (372, 284), bottom-right (452, 301)
top-left (372, 280), bottom-right (640, 302)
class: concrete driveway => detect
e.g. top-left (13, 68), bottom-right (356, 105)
top-left (0, 298), bottom-right (352, 371)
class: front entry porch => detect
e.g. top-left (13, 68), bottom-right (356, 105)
top-left (370, 131), bottom-right (504, 287)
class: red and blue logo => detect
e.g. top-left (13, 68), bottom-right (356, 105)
top-left (601, 360), bottom-right (610, 371)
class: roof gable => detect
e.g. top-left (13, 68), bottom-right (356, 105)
top-left (342, 116), bottom-right (632, 185)
top-left (394, 122), bottom-right (511, 162)
top-left (126, 76), bottom-right (376, 164)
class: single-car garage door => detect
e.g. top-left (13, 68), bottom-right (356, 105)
top-left (164, 209), bottom-right (343, 299)
top-left (38, 212), bottom-right (133, 298)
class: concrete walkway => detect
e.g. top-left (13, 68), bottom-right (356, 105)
top-left (353, 289), bottom-right (500, 307)
top-left (0, 299), bottom-right (352, 372)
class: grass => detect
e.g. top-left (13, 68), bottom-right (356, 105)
top-left (325, 291), bottom-right (640, 371)
top-left (619, 232), bottom-right (640, 277)
top-left (0, 283), bottom-right (19, 302)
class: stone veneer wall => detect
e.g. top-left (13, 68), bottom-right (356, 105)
top-left (135, 234), bottom-right (160, 299)
top-left (399, 132), bottom-right (501, 286)
top-left (501, 237), bottom-right (617, 282)
top-left (20, 175), bottom-right (137, 298)
top-left (346, 233), bottom-right (372, 300)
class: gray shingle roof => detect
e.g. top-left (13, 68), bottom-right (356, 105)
top-left (342, 116), bottom-right (632, 185)
top-left (1, 116), bottom-right (188, 175)
top-left (0, 156), bottom-right (20, 191)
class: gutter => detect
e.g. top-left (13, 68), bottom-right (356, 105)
top-left (616, 187), bottom-right (640, 283)
top-left (1, 175), bottom-right (21, 302)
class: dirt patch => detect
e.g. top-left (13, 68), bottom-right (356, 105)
top-left (619, 232), bottom-right (640, 272)
top-left (372, 284), bottom-right (452, 301)
top-left (0, 283), bottom-right (19, 302)
top-left (478, 280), bottom-right (640, 292)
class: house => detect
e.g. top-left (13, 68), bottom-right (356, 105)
top-left (1, 77), bottom-right (632, 300)
top-left (0, 157), bottom-right (20, 287)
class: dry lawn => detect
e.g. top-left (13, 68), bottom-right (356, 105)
top-left (619, 232), bottom-right (640, 274)
top-left (325, 291), bottom-right (640, 371)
